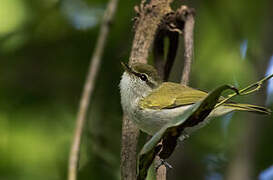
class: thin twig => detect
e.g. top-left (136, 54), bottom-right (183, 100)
top-left (68, 0), bottom-right (118, 180)
top-left (181, 6), bottom-right (195, 85)
top-left (215, 74), bottom-right (273, 108)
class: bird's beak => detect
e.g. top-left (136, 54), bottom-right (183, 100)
top-left (121, 62), bottom-right (132, 74)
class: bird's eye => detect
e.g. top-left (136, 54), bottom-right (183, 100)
top-left (139, 74), bottom-right (148, 81)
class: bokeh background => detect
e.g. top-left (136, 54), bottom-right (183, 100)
top-left (1, 0), bottom-right (273, 179)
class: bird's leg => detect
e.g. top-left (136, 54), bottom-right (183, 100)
top-left (154, 132), bottom-right (190, 171)
top-left (155, 158), bottom-right (173, 171)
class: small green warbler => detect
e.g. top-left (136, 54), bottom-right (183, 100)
top-left (120, 62), bottom-right (271, 136)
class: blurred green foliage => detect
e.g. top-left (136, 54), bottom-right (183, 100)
top-left (0, 0), bottom-right (273, 179)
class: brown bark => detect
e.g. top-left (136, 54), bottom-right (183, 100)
top-left (180, 6), bottom-right (195, 85)
top-left (121, 1), bottom-right (173, 179)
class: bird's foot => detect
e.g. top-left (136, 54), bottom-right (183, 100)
top-left (155, 159), bottom-right (173, 171)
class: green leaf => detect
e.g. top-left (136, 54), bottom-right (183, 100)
top-left (137, 85), bottom-right (238, 180)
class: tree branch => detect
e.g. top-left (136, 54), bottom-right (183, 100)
top-left (121, 1), bottom-right (173, 179)
top-left (68, 0), bottom-right (119, 180)
top-left (121, 115), bottom-right (140, 180)
top-left (180, 6), bottom-right (195, 85)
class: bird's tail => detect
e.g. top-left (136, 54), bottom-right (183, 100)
top-left (223, 103), bottom-right (271, 115)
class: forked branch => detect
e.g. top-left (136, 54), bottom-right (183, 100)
top-left (121, 0), bottom-right (173, 179)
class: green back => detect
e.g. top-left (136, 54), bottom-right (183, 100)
top-left (139, 82), bottom-right (208, 109)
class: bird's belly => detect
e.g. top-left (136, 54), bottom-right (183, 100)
top-left (130, 105), bottom-right (234, 136)
top-left (132, 105), bottom-right (192, 135)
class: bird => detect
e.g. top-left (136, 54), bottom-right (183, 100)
top-left (120, 62), bottom-right (271, 136)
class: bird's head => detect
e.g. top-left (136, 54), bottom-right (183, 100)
top-left (120, 62), bottom-right (162, 98)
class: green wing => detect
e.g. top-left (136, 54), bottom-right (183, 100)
top-left (139, 82), bottom-right (208, 110)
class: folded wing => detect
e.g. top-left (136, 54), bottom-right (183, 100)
top-left (139, 82), bottom-right (208, 110)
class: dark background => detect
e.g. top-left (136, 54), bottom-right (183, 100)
top-left (1, 0), bottom-right (273, 179)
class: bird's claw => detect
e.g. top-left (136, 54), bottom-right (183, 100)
top-left (155, 159), bottom-right (173, 171)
